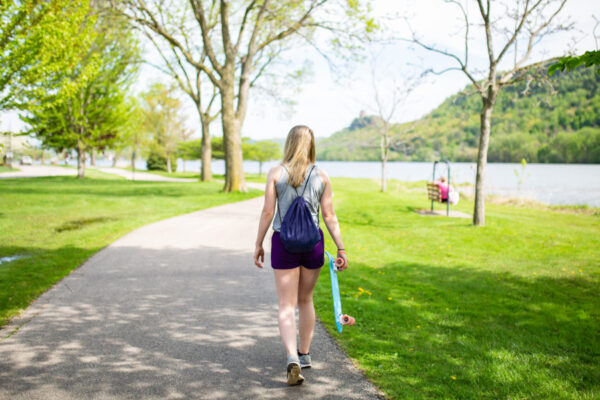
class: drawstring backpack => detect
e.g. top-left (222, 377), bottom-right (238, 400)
top-left (277, 165), bottom-right (321, 253)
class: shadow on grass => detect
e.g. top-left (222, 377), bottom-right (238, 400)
top-left (315, 260), bottom-right (600, 399)
top-left (55, 216), bottom-right (119, 232)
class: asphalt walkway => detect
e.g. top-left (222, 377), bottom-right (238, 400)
top-left (0, 197), bottom-right (382, 399)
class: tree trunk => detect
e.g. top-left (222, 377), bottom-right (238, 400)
top-left (41, 149), bottom-right (45, 165)
top-left (167, 154), bottom-right (172, 174)
top-left (112, 152), bottom-right (118, 167)
top-left (76, 140), bottom-right (86, 179)
top-left (200, 114), bottom-right (212, 181)
top-left (221, 78), bottom-right (246, 192)
top-left (90, 149), bottom-right (96, 166)
top-left (131, 150), bottom-right (136, 171)
top-left (259, 160), bottom-right (263, 177)
top-left (381, 129), bottom-right (388, 192)
top-left (473, 95), bottom-right (497, 226)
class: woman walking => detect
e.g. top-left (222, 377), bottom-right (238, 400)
top-left (254, 125), bottom-right (348, 386)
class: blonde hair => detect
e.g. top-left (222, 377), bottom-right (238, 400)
top-left (282, 125), bottom-right (316, 187)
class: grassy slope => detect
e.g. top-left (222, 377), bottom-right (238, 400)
top-left (314, 178), bottom-right (599, 399)
top-left (316, 65), bottom-right (600, 163)
top-left (0, 166), bottom-right (19, 172)
top-left (0, 169), bottom-right (260, 327)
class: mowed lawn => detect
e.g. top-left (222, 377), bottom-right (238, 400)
top-left (314, 178), bottom-right (599, 399)
top-left (0, 169), bottom-right (261, 328)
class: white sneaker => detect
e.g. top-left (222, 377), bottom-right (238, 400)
top-left (286, 355), bottom-right (304, 385)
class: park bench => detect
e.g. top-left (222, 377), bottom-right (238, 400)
top-left (426, 182), bottom-right (450, 216)
top-left (427, 182), bottom-right (443, 202)
top-left (427, 160), bottom-right (451, 216)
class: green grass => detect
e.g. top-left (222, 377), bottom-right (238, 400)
top-left (0, 169), bottom-right (261, 327)
top-left (0, 166), bottom-right (19, 173)
top-left (118, 167), bottom-right (267, 183)
top-left (313, 178), bottom-right (600, 399)
top-left (2, 169), bottom-right (598, 398)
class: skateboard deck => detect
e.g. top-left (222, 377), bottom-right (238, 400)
top-left (326, 251), bottom-right (344, 333)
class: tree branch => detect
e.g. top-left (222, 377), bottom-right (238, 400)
top-left (500, 0), bottom-right (568, 84)
top-left (255, 0), bottom-right (328, 54)
top-left (234, 0), bottom-right (257, 53)
top-left (188, 0), bottom-right (223, 76)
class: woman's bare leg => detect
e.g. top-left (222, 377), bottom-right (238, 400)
top-left (297, 266), bottom-right (321, 354)
top-left (273, 268), bottom-right (300, 356)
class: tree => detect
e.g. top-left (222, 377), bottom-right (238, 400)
top-left (367, 49), bottom-right (421, 192)
top-left (177, 138), bottom-right (204, 173)
top-left (22, 6), bottom-right (141, 178)
top-left (244, 139), bottom-right (281, 176)
top-left (109, 0), bottom-right (375, 192)
top-left (140, 83), bottom-right (192, 173)
top-left (407, 0), bottom-right (570, 226)
top-left (109, 95), bottom-right (147, 170)
top-left (133, 8), bottom-right (220, 181)
top-left (0, 1), bottom-right (94, 111)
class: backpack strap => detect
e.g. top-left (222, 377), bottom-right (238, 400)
top-left (299, 165), bottom-right (316, 197)
top-left (276, 164), bottom-right (317, 226)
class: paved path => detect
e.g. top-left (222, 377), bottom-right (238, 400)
top-left (0, 165), bottom-right (77, 179)
top-left (94, 167), bottom-right (198, 183)
top-left (0, 198), bottom-right (382, 399)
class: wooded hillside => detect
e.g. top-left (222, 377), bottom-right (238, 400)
top-left (317, 64), bottom-right (600, 163)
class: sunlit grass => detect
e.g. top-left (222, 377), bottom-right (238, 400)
top-left (0, 170), bottom-right (261, 327)
top-left (314, 178), bottom-right (599, 399)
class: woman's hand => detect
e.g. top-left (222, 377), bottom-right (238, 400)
top-left (336, 250), bottom-right (348, 271)
top-left (254, 245), bottom-right (265, 268)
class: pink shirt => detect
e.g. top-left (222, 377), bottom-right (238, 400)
top-left (438, 182), bottom-right (449, 199)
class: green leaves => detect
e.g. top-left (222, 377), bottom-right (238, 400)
top-left (0, 1), bottom-right (95, 111)
top-left (548, 51), bottom-right (600, 76)
top-left (23, 4), bottom-right (141, 175)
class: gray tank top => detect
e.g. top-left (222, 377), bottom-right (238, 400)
top-left (273, 164), bottom-right (325, 232)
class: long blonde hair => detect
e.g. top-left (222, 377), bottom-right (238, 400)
top-left (282, 125), bottom-right (316, 187)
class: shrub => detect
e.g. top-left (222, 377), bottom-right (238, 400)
top-left (146, 149), bottom-right (177, 171)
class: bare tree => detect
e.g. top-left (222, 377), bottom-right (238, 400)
top-left (368, 50), bottom-right (421, 192)
top-left (109, 0), bottom-right (373, 192)
top-left (406, 0), bottom-right (570, 225)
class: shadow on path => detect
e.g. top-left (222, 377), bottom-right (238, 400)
top-left (1, 197), bottom-right (382, 400)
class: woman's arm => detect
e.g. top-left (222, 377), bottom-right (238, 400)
top-left (319, 170), bottom-right (348, 271)
top-left (254, 166), bottom-right (280, 268)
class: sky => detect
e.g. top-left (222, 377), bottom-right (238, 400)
top-left (1, 0), bottom-right (598, 142)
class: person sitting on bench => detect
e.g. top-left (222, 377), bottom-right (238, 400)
top-left (434, 177), bottom-right (451, 203)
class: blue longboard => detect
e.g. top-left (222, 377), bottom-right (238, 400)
top-left (325, 251), bottom-right (344, 333)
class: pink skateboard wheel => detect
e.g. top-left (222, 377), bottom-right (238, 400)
top-left (336, 258), bottom-right (344, 267)
top-left (342, 314), bottom-right (355, 326)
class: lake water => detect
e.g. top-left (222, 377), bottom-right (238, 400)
top-left (88, 159), bottom-right (600, 207)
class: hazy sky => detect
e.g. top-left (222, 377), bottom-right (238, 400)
top-left (1, 0), bottom-right (598, 141)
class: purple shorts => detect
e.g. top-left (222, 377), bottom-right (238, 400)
top-left (271, 228), bottom-right (324, 269)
